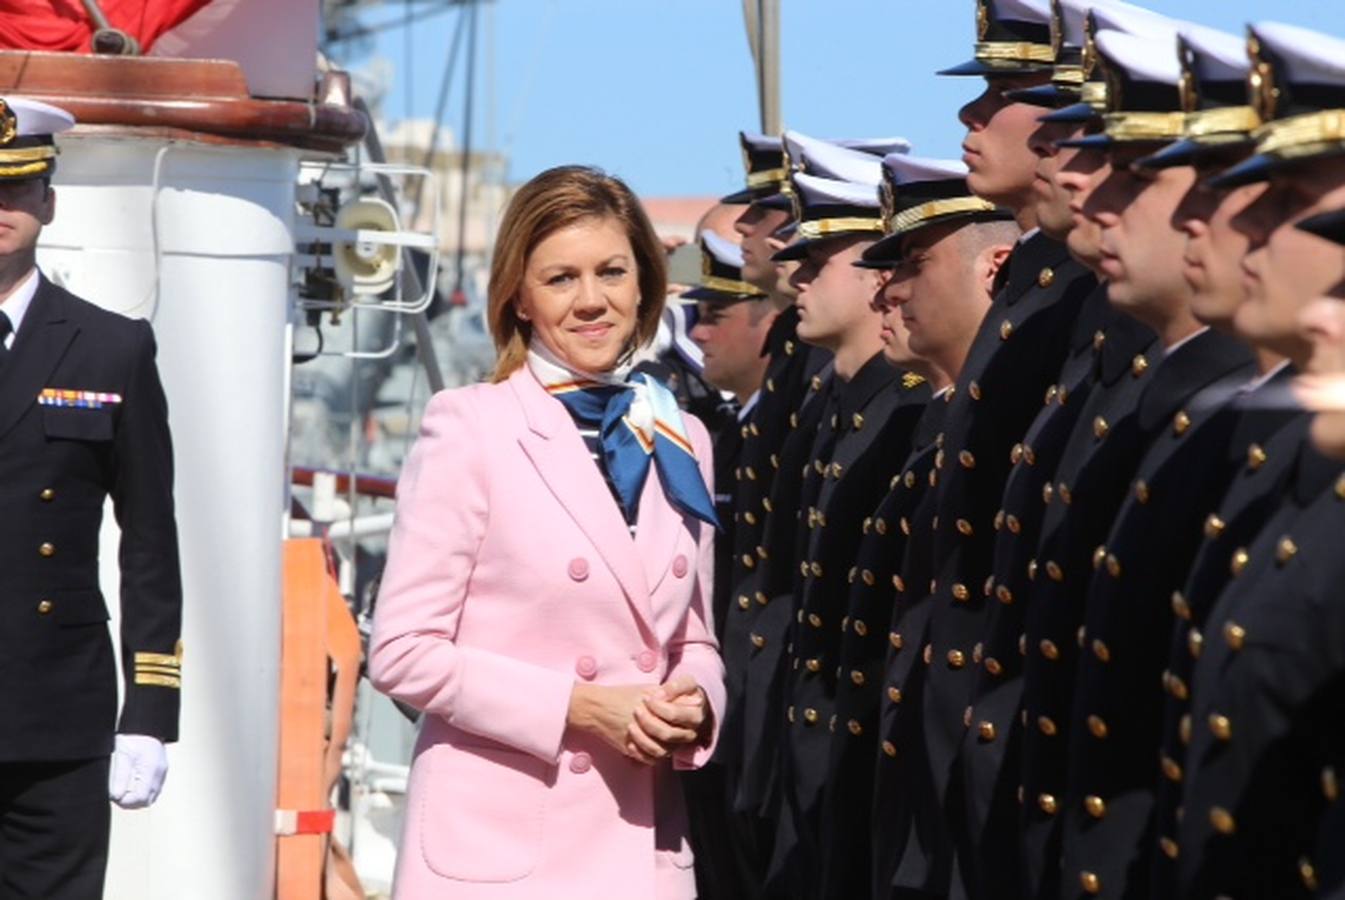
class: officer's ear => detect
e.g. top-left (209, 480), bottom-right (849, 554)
top-left (38, 180), bottom-right (55, 227)
top-left (979, 243), bottom-right (1014, 296)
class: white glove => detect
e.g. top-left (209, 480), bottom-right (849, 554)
top-left (108, 734), bottom-right (169, 809)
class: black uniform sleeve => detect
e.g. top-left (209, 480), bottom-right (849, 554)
top-left (111, 320), bottom-right (183, 742)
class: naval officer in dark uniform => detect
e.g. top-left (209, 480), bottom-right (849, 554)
top-left (0, 97), bottom-right (182, 898)
top-left (910, 2), bottom-right (1102, 895)
top-left (1171, 22), bottom-right (1345, 900)
top-left (763, 156), bottom-right (932, 898)
top-left (843, 153), bottom-right (1017, 900)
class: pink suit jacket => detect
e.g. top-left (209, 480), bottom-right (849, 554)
top-left (368, 365), bottom-right (725, 900)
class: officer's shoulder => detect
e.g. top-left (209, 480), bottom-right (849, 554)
top-left (54, 282), bottom-right (152, 343)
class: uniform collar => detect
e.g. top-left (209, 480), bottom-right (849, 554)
top-left (833, 351), bottom-right (899, 425)
top-left (0, 267), bottom-right (40, 336)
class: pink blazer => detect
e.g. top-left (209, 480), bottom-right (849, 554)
top-left (368, 366), bottom-right (725, 900)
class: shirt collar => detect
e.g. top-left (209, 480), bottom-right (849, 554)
top-left (0, 268), bottom-right (40, 335)
top-left (738, 390), bottom-right (760, 421)
top-left (1164, 325), bottom-right (1210, 357)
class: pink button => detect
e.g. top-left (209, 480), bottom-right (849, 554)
top-left (569, 752), bottom-right (592, 774)
top-left (672, 554), bottom-right (689, 578)
top-left (575, 656), bottom-right (598, 679)
top-left (568, 558), bottom-right (590, 581)
top-left (636, 650), bottom-right (657, 673)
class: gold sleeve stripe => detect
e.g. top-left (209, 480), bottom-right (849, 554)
top-left (134, 652), bottom-right (181, 668)
top-left (135, 673), bottom-right (181, 688)
top-left (135, 664), bottom-right (182, 677)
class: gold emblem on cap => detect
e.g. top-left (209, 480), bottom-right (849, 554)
top-left (0, 100), bottom-right (15, 147)
top-left (1247, 31), bottom-right (1279, 123)
top-left (1082, 12), bottom-right (1101, 79)
top-left (880, 177), bottom-right (898, 232)
top-left (1049, 0), bottom-right (1065, 60)
top-left (976, 0), bottom-right (991, 41)
top-left (1177, 38), bottom-right (1201, 115)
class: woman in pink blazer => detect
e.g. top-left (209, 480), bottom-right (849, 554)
top-left (369, 166), bottom-right (725, 900)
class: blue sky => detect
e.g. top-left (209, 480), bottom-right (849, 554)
top-left (347, 1), bottom-right (1340, 198)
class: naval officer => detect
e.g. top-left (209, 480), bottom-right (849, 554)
top-left (0, 97), bottom-right (182, 898)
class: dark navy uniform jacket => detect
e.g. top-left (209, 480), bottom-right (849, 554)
top-left (0, 275), bottom-right (181, 761)
top-left (906, 233), bottom-right (1098, 896)
top-left (1180, 441), bottom-right (1345, 900)
top-left (1057, 335), bottom-right (1258, 900)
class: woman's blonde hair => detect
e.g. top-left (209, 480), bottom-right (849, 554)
top-left (487, 165), bottom-right (668, 382)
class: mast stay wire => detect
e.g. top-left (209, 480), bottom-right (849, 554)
top-left (451, 1), bottom-right (479, 306)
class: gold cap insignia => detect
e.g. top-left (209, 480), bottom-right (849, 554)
top-left (1247, 31), bottom-right (1279, 123)
top-left (0, 100), bottom-right (15, 147)
top-left (1049, 0), bottom-right (1065, 60)
top-left (977, 0), bottom-right (991, 41)
top-left (1082, 13), bottom-right (1100, 79)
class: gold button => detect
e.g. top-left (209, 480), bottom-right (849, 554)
top-left (755, 591), bottom-right (768, 606)
top-left (803, 708), bottom-right (819, 725)
top-left (1027, 559), bottom-right (1039, 580)
top-left (1188, 628), bottom-right (1203, 658)
top-left (745, 466), bottom-right (758, 481)
top-left (1161, 755), bottom-right (1183, 782)
top-left (985, 657), bottom-right (1003, 676)
top-left (1019, 634), bottom-right (1028, 655)
top-left (853, 413), bottom-right (864, 430)
top-left (1247, 443), bottom-right (1268, 470)
top-left (1040, 639), bottom-right (1060, 660)
top-left (875, 518), bottom-right (888, 535)
top-left (996, 584), bottom-right (1014, 605)
top-left (1204, 514), bottom-right (1225, 538)
top-left (810, 561), bottom-right (823, 578)
top-left (1084, 795), bottom-right (1106, 818)
top-left (1088, 715), bottom-right (1108, 739)
top-left (1171, 591), bottom-right (1191, 620)
top-left (889, 632), bottom-right (904, 650)
top-left (847, 719), bottom-right (863, 735)
top-left (1135, 480), bottom-right (1150, 504)
top-left (1006, 513), bottom-right (1022, 535)
top-left (862, 569), bottom-right (876, 586)
top-left (1011, 443), bottom-right (1024, 464)
top-left (947, 650), bottom-right (966, 668)
top-left (1000, 320), bottom-right (1014, 340)
top-left (1038, 267), bottom-right (1055, 288)
top-left (904, 470), bottom-right (916, 488)
top-left (785, 340), bottom-right (795, 356)
top-left (959, 450), bottom-right (976, 469)
top-left (956, 518), bottom-right (974, 536)
top-left (887, 686), bottom-right (903, 703)
top-left (1092, 639), bottom-right (1110, 663)
top-left (1230, 548), bottom-right (1249, 576)
top-left (811, 375), bottom-right (823, 392)
top-left (1209, 806), bottom-right (1235, 835)
top-left (36, 599), bottom-right (53, 614)
top-left (963, 706), bottom-right (975, 729)
top-left (1300, 858), bottom-right (1319, 891)
top-left (751, 633), bottom-right (765, 649)
top-left (738, 596), bottom-right (751, 610)
top-left (1159, 837), bottom-right (1179, 860)
top-left (1223, 621), bottom-right (1246, 650)
top-left (1173, 411), bottom-right (1191, 435)
top-left (1058, 483), bottom-right (1073, 504)
top-left (1093, 416), bottom-right (1109, 439)
top-left (882, 740), bottom-right (897, 758)
top-left (1023, 445), bottom-right (1037, 465)
top-left (1167, 674), bottom-right (1189, 700)
top-left (1276, 537), bottom-right (1298, 565)
top-left (1209, 713), bottom-right (1232, 741)
top-left (855, 620), bottom-right (869, 637)
top-left (978, 720), bottom-right (997, 742)
top-left (969, 381), bottom-right (982, 400)
top-left (1046, 561), bottom-right (1064, 582)
top-left (757, 544), bottom-right (770, 560)
top-left (1093, 545), bottom-right (1107, 570)
top-left (806, 658), bottom-right (821, 673)
top-left (1132, 354), bottom-right (1149, 377)
top-left (850, 670), bottom-right (865, 686)
top-left (1042, 483), bottom-right (1054, 505)
top-left (1080, 871), bottom-right (1101, 895)
top-left (742, 553), bottom-right (756, 569)
top-left (38, 542), bottom-right (54, 558)
top-left (1093, 330), bottom-right (1106, 351)
top-left (39, 488), bottom-right (55, 501)
top-left (1038, 716), bottom-right (1057, 736)
top-left (893, 574), bottom-right (906, 592)
top-left (1106, 554), bottom-right (1121, 578)
top-left (745, 511), bottom-right (757, 525)
top-left (808, 612), bottom-right (823, 628)
top-left (1180, 714), bottom-right (1192, 745)
top-left (1323, 767), bottom-right (1339, 801)
top-left (1038, 793), bottom-right (1058, 815)
top-left (787, 705), bottom-right (795, 723)
top-left (952, 583), bottom-right (970, 602)
top-left (1045, 384), bottom-right (1059, 405)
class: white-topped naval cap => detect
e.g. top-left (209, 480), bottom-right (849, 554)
top-left (702, 230), bottom-right (746, 270)
top-left (1253, 22), bottom-right (1345, 90)
top-left (882, 153), bottom-right (971, 185)
top-left (838, 136), bottom-right (913, 156)
top-left (1180, 23), bottom-right (1249, 81)
top-left (1096, 28), bottom-right (1182, 87)
top-left (784, 131), bottom-right (883, 186)
top-left (2, 97), bottom-right (75, 139)
top-left (995, 0), bottom-right (1051, 25)
top-left (1090, 2), bottom-right (1180, 40)
top-left (792, 171), bottom-right (884, 210)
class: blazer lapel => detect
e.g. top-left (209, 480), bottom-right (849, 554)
top-left (509, 369), bottom-right (657, 637)
top-left (634, 461), bottom-right (684, 596)
top-left (0, 278), bottom-right (78, 443)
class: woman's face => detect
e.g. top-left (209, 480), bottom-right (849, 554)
top-left (517, 216), bottom-right (641, 374)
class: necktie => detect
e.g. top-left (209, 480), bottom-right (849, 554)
top-left (0, 310), bottom-right (12, 369)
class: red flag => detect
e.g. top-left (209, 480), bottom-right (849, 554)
top-left (0, 0), bottom-right (213, 53)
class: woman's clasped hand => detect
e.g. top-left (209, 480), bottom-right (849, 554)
top-left (567, 676), bottom-right (711, 765)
